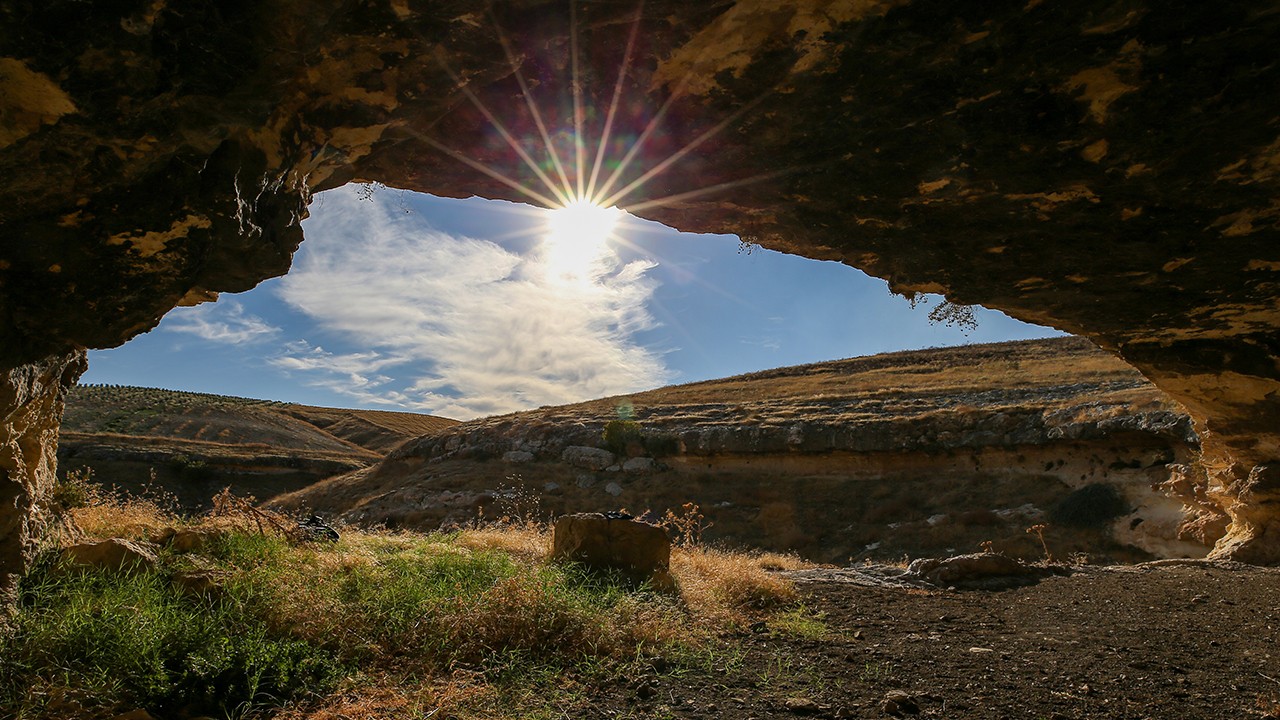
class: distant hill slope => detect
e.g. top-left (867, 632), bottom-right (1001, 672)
top-left (276, 337), bottom-right (1207, 563)
top-left (60, 385), bottom-right (458, 507)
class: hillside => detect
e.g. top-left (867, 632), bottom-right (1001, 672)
top-left (59, 386), bottom-right (458, 507)
top-left (274, 337), bottom-right (1209, 563)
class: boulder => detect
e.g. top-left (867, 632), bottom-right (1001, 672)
top-left (153, 527), bottom-right (224, 553)
top-left (60, 538), bottom-right (157, 574)
top-left (502, 450), bottom-right (535, 464)
top-left (906, 552), bottom-right (1045, 587)
top-left (172, 569), bottom-right (227, 598)
top-left (880, 690), bottom-right (920, 715)
top-left (561, 446), bottom-right (615, 471)
top-left (622, 456), bottom-right (658, 473)
top-left (551, 513), bottom-right (675, 590)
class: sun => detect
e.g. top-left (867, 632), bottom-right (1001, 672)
top-left (542, 197), bottom-right (622, 279)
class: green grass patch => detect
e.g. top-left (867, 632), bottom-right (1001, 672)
top-left (768, 605), bottom-right (831, 640)
top-left (5, 495), bottom-right (804, 719)
top-left (1, 527), bottom-right (719, 718)
top-left (2, 559), bottom-right (340, 719)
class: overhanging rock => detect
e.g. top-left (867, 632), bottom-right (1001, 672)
top-left (2, 1), bottom-right (1279, 589)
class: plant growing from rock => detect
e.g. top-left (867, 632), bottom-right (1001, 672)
top-left (602, 419), bottom-right (643, 456)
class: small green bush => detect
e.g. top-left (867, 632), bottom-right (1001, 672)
top-left (602, 420), bottom-right (643, 456)
top-left (49, 467), bottom-right (96, 510)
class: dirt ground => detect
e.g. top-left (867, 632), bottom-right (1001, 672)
top-left (585, 561), bottom-right (1280, 719)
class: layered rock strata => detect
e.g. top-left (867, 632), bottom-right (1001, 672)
top-left (275, 339), bottom-right (1211, 562)
top-left (3, 1), bottom-right (1280, 588)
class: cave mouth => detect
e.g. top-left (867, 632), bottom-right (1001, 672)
top-left (82, 186), bottom-right (1065, 419)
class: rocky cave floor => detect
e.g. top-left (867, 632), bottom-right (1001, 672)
top-left (582, 561), bottom-right (1280, 719)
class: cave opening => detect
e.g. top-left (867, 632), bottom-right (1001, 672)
top-left (81, 185), bottom-right (1064, 419)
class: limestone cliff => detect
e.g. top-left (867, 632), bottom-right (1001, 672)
top-left (275, 339), bottom-right (1209, 562)
top-left (2, 0), bottom-right (1280, 591)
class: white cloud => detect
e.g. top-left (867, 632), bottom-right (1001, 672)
top-left (279, 187), bottom-right (672, 419)
top-left (267, 342), bottom-right (413, 408)
top-left (163, 300), bottom-right (280, 344)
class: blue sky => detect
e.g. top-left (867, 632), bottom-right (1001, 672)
top-left (84, 185), bottom-right (1063, 419)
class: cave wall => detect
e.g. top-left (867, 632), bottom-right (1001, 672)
top-left (2, 0), bottom-right (1279, 589)
top-left (0, 351), bottom-right (84, 602)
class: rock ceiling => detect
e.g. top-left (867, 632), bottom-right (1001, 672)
top-left (1, 0), bottom-right (1278, 588)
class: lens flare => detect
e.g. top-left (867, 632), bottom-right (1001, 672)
top-left (542, 198), bottom-right (622, 279)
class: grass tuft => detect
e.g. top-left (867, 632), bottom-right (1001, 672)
top-left (672, 546), bottom-right (800, 623)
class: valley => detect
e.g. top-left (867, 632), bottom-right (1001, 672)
top-left (65, 338), bottom-right (1208, 564)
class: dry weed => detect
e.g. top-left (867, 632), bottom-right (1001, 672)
top-left (672, 546), bottom-right (798, 622)
top-left (658, 503), bottom-right (713, 547)
top-left (273, 671), bottom-right (489, 720)
top-left (752, 551), bottom-right (815, 572)
top-left (68, 493), bottom-right (182, 541)
top-left (210, 487), bottom-right (304, 540)
top-left (455, 524), bottom-right (551, 560)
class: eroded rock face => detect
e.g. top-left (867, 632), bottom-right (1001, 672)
top-left (2, 1), bottom-right (1279, 568)
top-left (0, 351), bottom-right (86, 599)
top-left (551, 513), bottom-right (674, 590)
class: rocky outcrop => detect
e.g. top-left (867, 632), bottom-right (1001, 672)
top-left (561, 446), bottom-right (616, 472)
top-left (2, 2), bottom-right (1280, 574)
top-left (0, 351), bottom-right (84, 601)
top-left (276, 340), bottom-right (1212, 562)
top-left (551, 513), bottom-right (675, 590)
top-left (905, 552), bottom-right (1049, 588)
top-left (59, 537), bottom-right (157, 575)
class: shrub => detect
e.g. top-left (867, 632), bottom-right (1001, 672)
top-left (602, 420), bottom-right (680, 457)
top-left (49, 467), bottom-right (96, 511)
top-left (601, 420), bottom-right (642, 456)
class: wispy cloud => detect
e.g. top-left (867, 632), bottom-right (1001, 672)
top-left (740, 336), bottom-right (781, 351)
top-left (279, 187), bottom-right (671, 418)
top-left (268, 342), bottom-right (411, 407)
top-left (163, 300), bottom-right (280, 344)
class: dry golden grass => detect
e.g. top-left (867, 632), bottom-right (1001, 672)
top-left (672, 547), bottom-right (803, 622)
top-left (64, 385), bottom-right (460, 458)
top-left (410, 337), bottom-right (1180, 447)
top-left (752, 551), bottom-right (817, 572)
top-left (66, 491), bottom-right (186, 542)
top-left (273, 671), bottom-right (498, 720)
top-left (454, 524), bottom-right (551, 560)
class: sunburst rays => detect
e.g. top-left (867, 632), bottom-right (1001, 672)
top-left (414, 0), bottom-right (796, 230)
